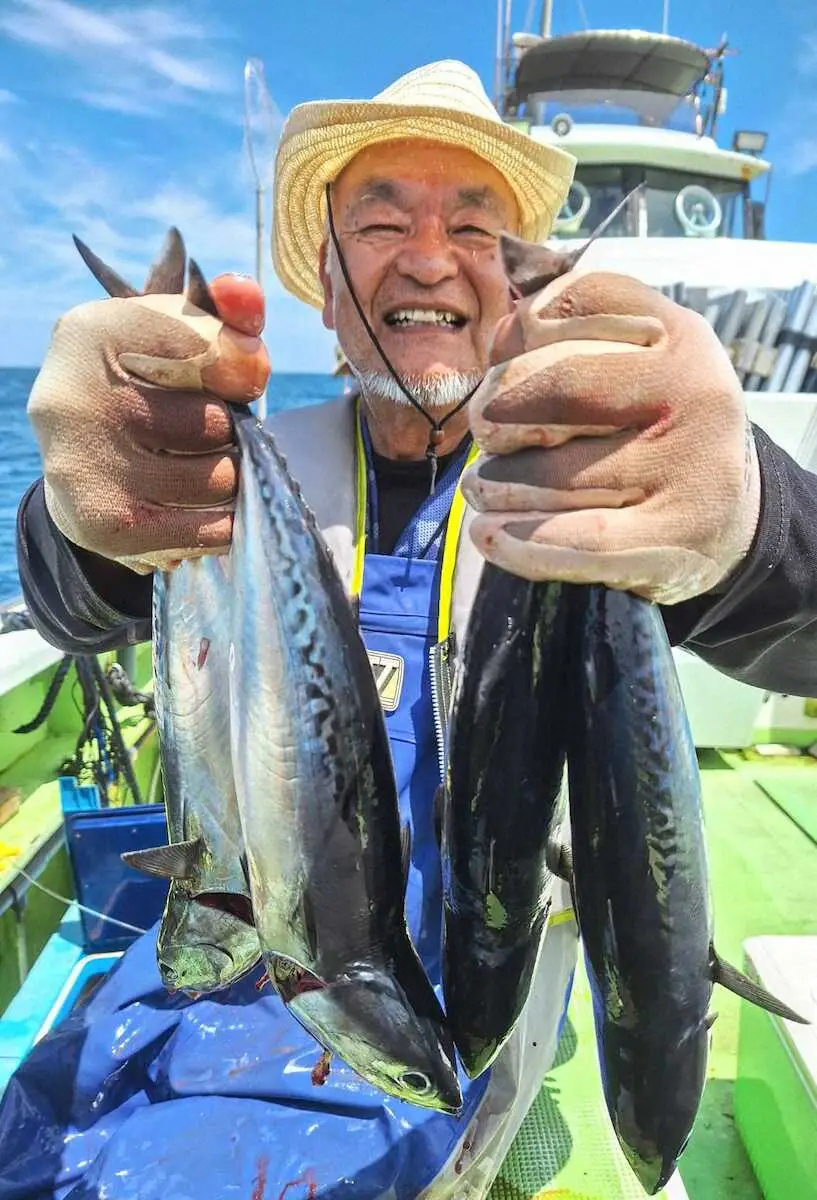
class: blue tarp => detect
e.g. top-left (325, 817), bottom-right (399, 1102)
top-left (0, 923), bottom-right (488, 1199)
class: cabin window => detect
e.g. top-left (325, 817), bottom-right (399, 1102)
top-left (551, 165), bottom-right (750, 240)
top-left (551, 165), bottom-right (640, 239)
top-left (641, 168), bottom-right (747, 238)
top-left (526, 89), bottom-right (699, 135)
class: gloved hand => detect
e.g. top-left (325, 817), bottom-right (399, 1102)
top-left (462, 271), bottom-right (761, 605)
top-left (28, 275), bottom-right (269, 574)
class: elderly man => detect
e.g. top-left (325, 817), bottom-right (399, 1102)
top-left (7, 60), bottom-right (817, 1198)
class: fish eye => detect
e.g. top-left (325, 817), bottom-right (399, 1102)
top-left (398, 1070), bottom-right (433, 1095)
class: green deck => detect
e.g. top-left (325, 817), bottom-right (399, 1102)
top-left (489, 750), bottom-right (817, 1200)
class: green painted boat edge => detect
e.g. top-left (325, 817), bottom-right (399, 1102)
top-left (0, 638), bottom-right (158, 1014)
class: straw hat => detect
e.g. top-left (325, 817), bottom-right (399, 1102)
top-left (272, 59), bottom-right (576, 308)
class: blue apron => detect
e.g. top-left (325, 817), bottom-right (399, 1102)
top-left (359, 554), bottom-right (444, 978)
top-left (0, 424), bottom-right (490, 1200)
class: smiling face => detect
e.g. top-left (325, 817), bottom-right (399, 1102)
top-left (320, 139), bottom-right (519, 403)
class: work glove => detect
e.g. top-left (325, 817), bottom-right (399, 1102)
top-left (462, 271), bottom-right (761, 605)
top-left (28, 275), bottom-right (269, 574)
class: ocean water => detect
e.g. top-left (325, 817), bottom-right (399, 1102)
top-left (0, 368), bottom-right (347, 606)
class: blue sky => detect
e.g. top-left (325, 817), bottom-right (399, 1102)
top-left (0, 0), bottom-right (815, 369)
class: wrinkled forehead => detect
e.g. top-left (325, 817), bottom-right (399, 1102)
top-left (333, 137), bottom-right (520, 227)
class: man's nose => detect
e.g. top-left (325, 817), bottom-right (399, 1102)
top-left (394, 220), bottom-right (458, 286)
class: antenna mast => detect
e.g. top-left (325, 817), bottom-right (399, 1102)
top-left (242, 57), bottom-right (281, 422)
top-left (541, 0), bottom-right (553, 37)
top-left (662, 0), bottom-right (670, 34)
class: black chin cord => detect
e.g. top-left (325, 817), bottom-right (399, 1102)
top-left (325, 183), bottom-right (478, 494)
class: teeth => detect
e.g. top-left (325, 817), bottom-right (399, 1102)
top-left (386, 309), bottom-right (463, 327)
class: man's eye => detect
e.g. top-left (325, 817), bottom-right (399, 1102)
top-left (360, 224), bottom-right (405, 235)
top-left (453, 225), bottom-right (496, 238)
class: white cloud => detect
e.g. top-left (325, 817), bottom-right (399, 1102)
top-left (0, 89), bottom-right (19, 103)
top-left (74, 89), bottom-right (169, 117)
top-left (797, 34), bottom-right (817, 74)
top-left (0, 5), bottom-right (332, 370)
top-left (0, 129), bottom-right (336, 370)
top-left (0, 0), bottom-right (236, 118)
top-left (784, 135), bottom-right (817, 178)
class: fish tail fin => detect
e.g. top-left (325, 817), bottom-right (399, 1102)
top-left (711, 946), bottom-right (809, 1024)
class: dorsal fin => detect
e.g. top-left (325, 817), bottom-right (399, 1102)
top-left (121, 837), bottom-right (203, 880)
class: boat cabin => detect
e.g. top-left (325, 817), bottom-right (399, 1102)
top-left (501, 30), bottom-right (770, 243)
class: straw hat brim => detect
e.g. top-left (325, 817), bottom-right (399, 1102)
top-left (272, 100), bottom-right (576, 309)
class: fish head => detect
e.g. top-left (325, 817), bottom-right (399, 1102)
top-left (157, 889), bottom-right (260, 996)
top-left (285, 966), bottom-right (462, 1114)
top-left (606, 1015), bottom-right (710, 1195)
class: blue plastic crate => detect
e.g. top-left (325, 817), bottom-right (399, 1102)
top-left (59, 778), bottom-right (168, 953)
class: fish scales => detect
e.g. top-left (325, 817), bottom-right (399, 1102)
top-left (231, 414), bottom-right (401, 971)
top-left (77, 225), bottom-right (459, 1109)
top-left (74, 228), bottom-right (265, 996)
top-left (145, 557), bottom-right (261, 994)
top-left (567, 584), bottom-right (721, 1194)
top-left (495, 210), bottom-right (807, 1198)
top-left (230, 407), bottom-right (461, 1113)
top-left (442, 565), bottom-right (569, 1078)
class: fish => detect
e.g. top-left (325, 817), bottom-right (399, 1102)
top-left (564, 584), bottom-right (807, 1194)
top-left (122, 555), bottom-right (261, 995)
top-left (73, 230), bottom-right (262, 996)
top-left (228, 399), bottom-right (462, 1114)
top-left (441, 566), bottom-right (569, 1078)
top-left (498, 224), bottom-right (807, 1194)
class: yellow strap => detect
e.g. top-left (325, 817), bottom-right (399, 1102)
top-left (550, 907), bottom-right (577, 928)
top-left (352, 403), bottom-right (480, 645)
top-left (437, 441), bottom-right (481, 644)
top-left (352, 400), bottom-right (367, 600)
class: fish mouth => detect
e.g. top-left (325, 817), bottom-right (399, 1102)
top-left (451, 1031), bottom-right (500, 1081)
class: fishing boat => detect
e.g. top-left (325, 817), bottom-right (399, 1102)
top-left (0, 10), bottom-right (815, 1200)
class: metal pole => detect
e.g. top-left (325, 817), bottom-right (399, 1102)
top-left (494, 0), bottom-right (504, 107)
top-left (662, 0), bottom-right (670, 34)
top-left (243, 57), bottom-right (281, 424)
top-left (254, 185), bottom-right (266, 421)
top-left (541, 0), bottom-right (554, 38)
top-left (503, 0), bottom-right (512, 99)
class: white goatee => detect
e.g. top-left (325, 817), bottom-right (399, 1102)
top-left (353, 369), bottom-right (484, 410)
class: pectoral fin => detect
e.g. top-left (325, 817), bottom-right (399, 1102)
top-left (547, 837), bottom-right (578, 914)
top-left (711, 946), bottom-right (809, 1024)
top-left (121, 838), bottom-right (203, 880)
top-left (433, 785), bottom-right (443, 849)
top-left (401, 822), bottom-right (412, 894)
